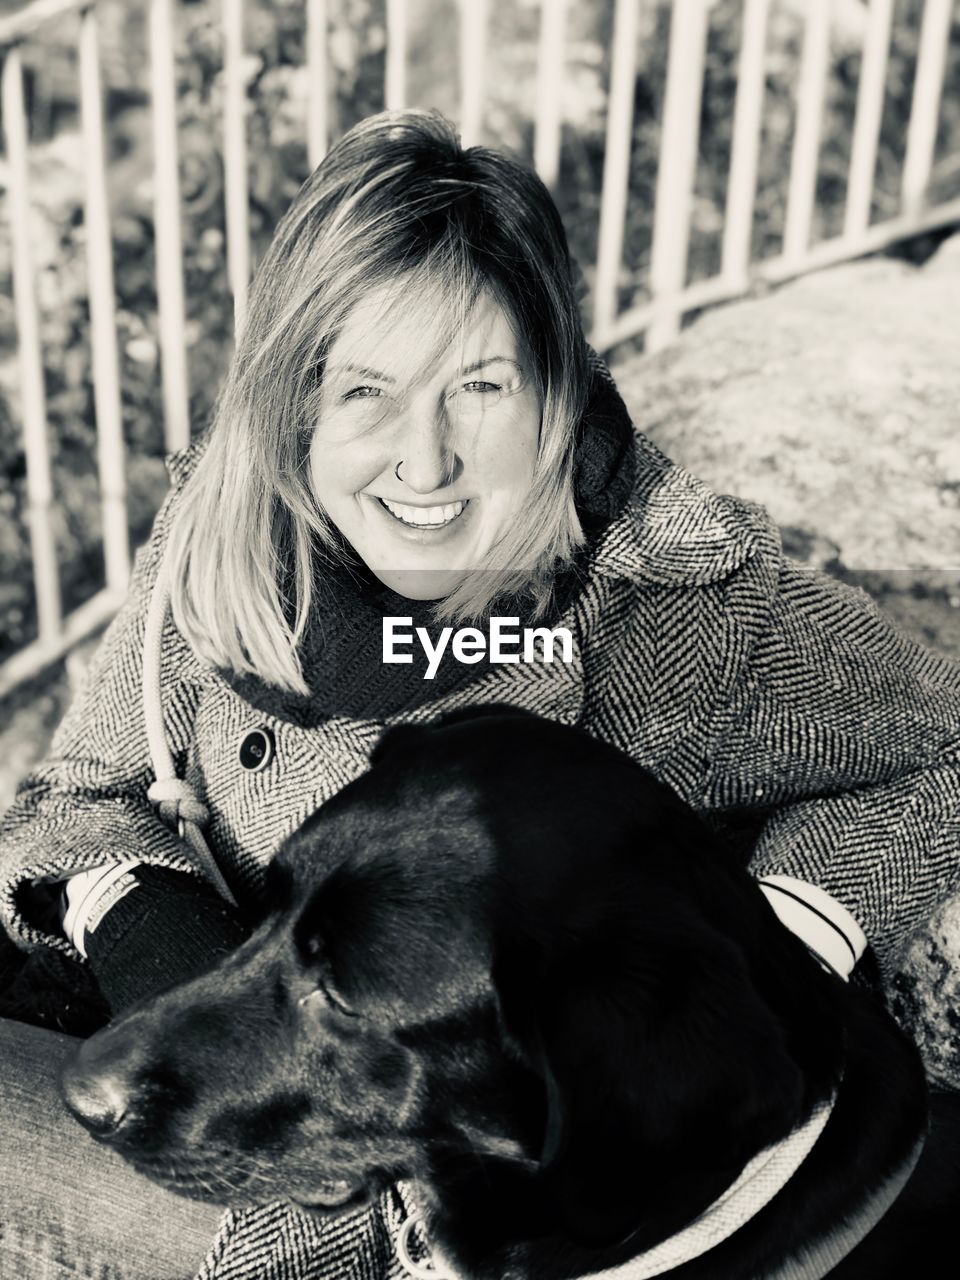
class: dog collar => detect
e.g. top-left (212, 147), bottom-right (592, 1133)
top-left (395, 1073), bottom-right (923, 1280)
top-left (397, 1216), bottom-right (456, 1279)
top-left (393, 1090), bottom-right (848, 1280)
top-left (395, 1091), bottom-right (852, 1280)
top-left (591, 1091), bottom-right (837, 1279)
top-left (762, 1132), bottom-right (924, 1280)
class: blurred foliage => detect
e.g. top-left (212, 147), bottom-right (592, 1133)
top-left (0, 0), bottom-right (959, 661)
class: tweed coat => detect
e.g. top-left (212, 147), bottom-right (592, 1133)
top-left (2, 425), bottom-right (960, 1279)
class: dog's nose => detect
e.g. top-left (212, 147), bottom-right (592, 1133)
top-left (59, 1028), bottom-right (139, 1139)
top-left (61, 1067), bottom-right (128, 1136)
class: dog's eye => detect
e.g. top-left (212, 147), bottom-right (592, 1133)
top-left (295, 918), bottom-right (357, 1016)
top-left (320, 975), bottom-right (358, 1018)
top-left (298, 976), bottom-right (357, 1019)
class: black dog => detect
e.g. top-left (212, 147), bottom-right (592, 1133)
top-left (61, 709), bottom-right (960, 1278)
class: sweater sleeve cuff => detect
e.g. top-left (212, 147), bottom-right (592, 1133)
top-left (755, 874), bottom-right (867, 980)
top-left (61, 861), bottom-right (142, 958)
top-left (83, 864), bottom-right (250, 1012)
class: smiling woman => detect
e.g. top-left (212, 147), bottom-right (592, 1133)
top-left (163, 111), bottom-right (591, 693)
top-left (2, 107), bottom-right (960, 1280)
top-left (311, 287), bottom-right (542, 601)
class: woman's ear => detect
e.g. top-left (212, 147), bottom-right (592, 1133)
top-left (492, 905), bottom-right (806, 1250)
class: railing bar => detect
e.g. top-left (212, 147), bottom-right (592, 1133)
top-left (593, 192), bottom-right (960, 353)
top-left (646, 0), bottom-right (710, 353)
top-left (0, 0), bottom-right (84, 47)
top-left (782, 0), bottom-right (831, 266)
top-left (593, 273), bottom-right (750, 352)
top-left (305, 0), bottom-right (328, 166)
top-left (459, 0), bottom-right (487, 148)
top-left (844, 0), bottom-right (893, 238)
top-left (385, 0), bottom-right (407, 111)
top-left (149, 0), bottom-right (191, 452)
top-left (767, 195), bottom-right (960, 281)
top-left (1, 44), bottom-right (62, 646)
top-left (592, 0), bottom-right (639, 343)
top-left (533, 0), bottom-right (567, 189)
top-left (79, 5), bottom-right (130, 595)
top-left (222, 0), bottom-right (250, 335)
top-left (901, 0), bottom-right (952, 217)
top-left (720, 0), bottom-right (770, 289)
top-left (0, 588), bottom-right (126, 701)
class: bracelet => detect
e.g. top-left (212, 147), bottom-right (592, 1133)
top-left (61, 861), bottom-right (142, 958)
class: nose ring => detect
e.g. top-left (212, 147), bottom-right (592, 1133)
top-left (395, 460), bottom-right (404, 482)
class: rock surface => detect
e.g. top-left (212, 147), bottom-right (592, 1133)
top-left (612, 235), bottom-right (960, 584)
top-left (611, 234), bottom-right (960, 1086)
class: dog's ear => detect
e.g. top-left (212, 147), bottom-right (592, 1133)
top-left (492, 871), bottom-right (807, 1250)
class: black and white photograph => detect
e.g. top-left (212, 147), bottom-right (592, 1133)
top-left (1, 1), bottom-right (959, 1276)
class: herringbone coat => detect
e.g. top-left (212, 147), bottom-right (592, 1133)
top-left (2, 427), bottom-right (959, 1279)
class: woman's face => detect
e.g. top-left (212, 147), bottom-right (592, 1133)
top-left (309, 287), bottom-right (541, 600)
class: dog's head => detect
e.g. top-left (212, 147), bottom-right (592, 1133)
top-left (61, 708), bottom-right (841, 1262)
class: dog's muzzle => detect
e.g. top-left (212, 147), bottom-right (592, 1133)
top-left (61, 1022), bottom-right (139, 1139)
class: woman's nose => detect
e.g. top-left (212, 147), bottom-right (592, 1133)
top-left (396, 405), bottom-right (459, 493)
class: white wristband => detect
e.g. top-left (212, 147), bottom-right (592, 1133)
top-left (61, 861), bottom-right (142, 958)
top-left (756, 875), bottom-right (867, 981)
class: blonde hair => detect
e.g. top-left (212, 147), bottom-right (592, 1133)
top-left (167, 110), bottom-right (591, 692)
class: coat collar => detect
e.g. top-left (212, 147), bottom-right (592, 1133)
top-left (590, 431), bottom-right (776, 588)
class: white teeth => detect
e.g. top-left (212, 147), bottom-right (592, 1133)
top-left (380, 498), bottom-right (465, 527)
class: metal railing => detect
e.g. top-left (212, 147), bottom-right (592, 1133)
top-left (1, 0), bottom-right (958, 698)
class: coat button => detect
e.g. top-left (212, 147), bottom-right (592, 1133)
top-left (238, 727), bottom-right (275, 772)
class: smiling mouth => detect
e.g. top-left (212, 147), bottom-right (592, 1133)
top-left (378, 497), bottom-right (467, 529)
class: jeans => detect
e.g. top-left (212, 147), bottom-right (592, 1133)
top-left (0, 1017), bottom-right (224, 1280)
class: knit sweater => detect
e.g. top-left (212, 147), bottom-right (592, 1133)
top-left (2, 365), bottom-right (960, 1280)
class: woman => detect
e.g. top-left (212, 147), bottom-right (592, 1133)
top-left (1, 110), bottom-right (959, 1280)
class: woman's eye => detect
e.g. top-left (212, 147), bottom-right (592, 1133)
top-left (343, 385), bottom-right (383, 400)
top-left (462, 380), bottom-right (502, 394)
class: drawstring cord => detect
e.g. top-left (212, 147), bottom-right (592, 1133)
top-left (142, 559), bottom-right (237, 907)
